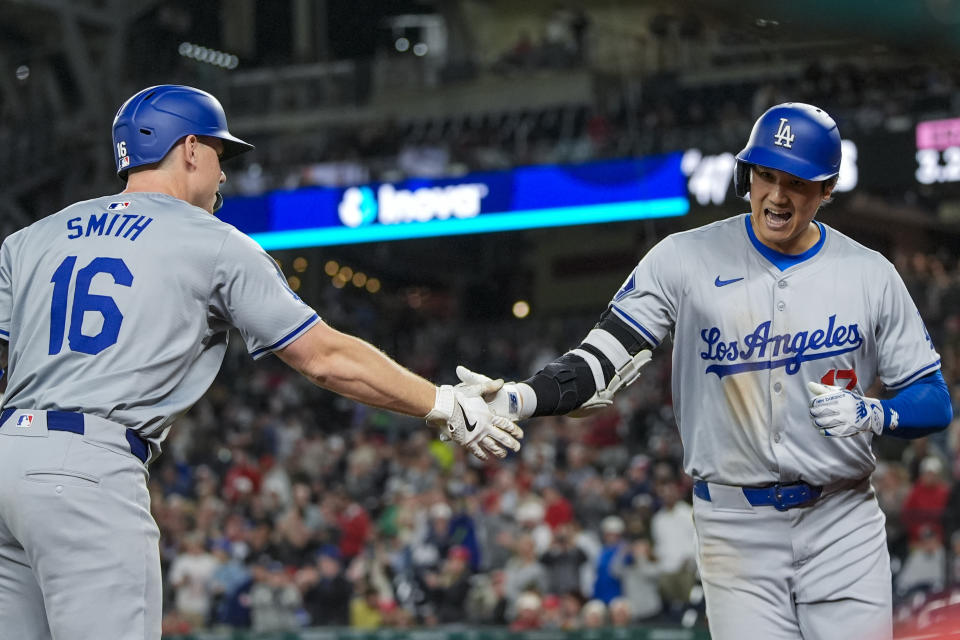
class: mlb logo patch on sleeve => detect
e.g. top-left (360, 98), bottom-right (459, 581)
top-left (16, 414), bottom-right (34, 428)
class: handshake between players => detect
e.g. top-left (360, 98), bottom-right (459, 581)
top-left (439, 356), bottom-right (898, 463)
top-left (424, 378), bottom-right (524, 461)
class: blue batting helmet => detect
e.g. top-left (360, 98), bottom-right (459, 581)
top-left (112, 84), bottom-right (253, 179)
top-left (734, 102), bottom-right (841, 197)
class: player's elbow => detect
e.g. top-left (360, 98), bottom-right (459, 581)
top-left (919, 405), bottom-right (953, 435)
top-left (926, 374), bottom-right (953, 431)
top-left (275, 321), bottom-right (344, 386)
top-left (886, 373), bottom-right (953, 437)
top-left (932, 393), bottom-right (953, 431)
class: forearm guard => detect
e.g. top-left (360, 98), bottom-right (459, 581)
top-left (523, 309), bottom-right (654, 417)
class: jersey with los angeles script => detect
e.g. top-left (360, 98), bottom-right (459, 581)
top-left (0, 192), bottom-right (319, 445)
top-left (609, 214), bottom-right (939, 486)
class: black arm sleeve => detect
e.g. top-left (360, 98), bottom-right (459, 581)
top-left (595, 307), bottom-right (652, 357)
top-left (524, 353), bottom-right (598, 416)
top-left (522, 307), bottom-right (654, 417)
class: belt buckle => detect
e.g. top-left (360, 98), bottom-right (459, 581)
top-left (773, 484), bottom-right (787, 511)
top-left (773, 483), bottom-right (812, 511)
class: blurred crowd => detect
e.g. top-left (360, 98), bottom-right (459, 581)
top-left (220, 57), bottom-right (960, 202)
top-left (137, 243), bottom-right (960, 636)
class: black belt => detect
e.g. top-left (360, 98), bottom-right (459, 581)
top-left (693, 479), bottom-right (822, 511)
top-left (0, 408), bottom-right (149, 464)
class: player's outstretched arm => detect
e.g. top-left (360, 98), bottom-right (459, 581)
top-left (807, 371), bottom-right (952, 439)
top-left (276, 320), bottom-right (522, 460)
top-left (278, 321), bottom-right (434, 415)
top-left (458, 308), bottom-right (654, 420)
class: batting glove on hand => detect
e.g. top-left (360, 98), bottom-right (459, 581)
top-left (456, 366), bottom-right (533, 421)
top-left (425, 384), bottom-right (524, 461)
top-left (807, 381), bottom-right (888, 437)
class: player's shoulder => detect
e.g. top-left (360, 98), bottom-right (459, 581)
top-left (0, 195), bottom-right (109, 249)
top-left (663, 213), bottom-right (748, 247)
top-left (10, 194), bottom-right (107, 234)
top-left (0, 221), bottom-right (29, 247)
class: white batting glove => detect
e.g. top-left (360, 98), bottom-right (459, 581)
top-left (456, 366), bottom-right (534, 421)
top-left (434, 367), bottom-right (509, 442)
top-left (425, 384), bottom-right (524, 461)
top-left (806, 381), bottom-right (889, 437)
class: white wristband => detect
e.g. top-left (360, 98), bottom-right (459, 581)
top-left (425, 385), bottom-right (455, 424)
top-left (515, 382), bottom-right (538, 419)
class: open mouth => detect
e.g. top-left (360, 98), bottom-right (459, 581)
top-left (764, 208), bottom-right (792, 229)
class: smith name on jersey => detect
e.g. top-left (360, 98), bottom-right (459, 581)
top-left (65, 205), bottom-right (154, 242)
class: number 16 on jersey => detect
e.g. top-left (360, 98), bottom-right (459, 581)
top-left (49, 256), bottom-right (133, 356)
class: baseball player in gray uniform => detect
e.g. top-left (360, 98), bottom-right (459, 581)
top-left (0, 84), bottom-right (522, 640)
top-left (459, 103), bottom-right (952, 639)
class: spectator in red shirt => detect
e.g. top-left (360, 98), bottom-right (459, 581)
top-left (543, 485), bottom-right (574, 530)
top-left (222, 448), bottom-right (262, 503)
top-left (902, 456), bottom-right (951, 544)
top-left (324, 491), bottom-right (371, 561)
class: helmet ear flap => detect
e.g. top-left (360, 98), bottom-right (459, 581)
top-left (734, 161), bottom-right (752, 198)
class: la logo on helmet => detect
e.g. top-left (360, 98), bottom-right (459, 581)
top-left (773, 118), bottom-right (795, 148)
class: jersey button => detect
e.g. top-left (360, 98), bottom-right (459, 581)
top-left (778, 280), bottom-right (787, 289)
top-left (777, 301), bottom-right (786, 311)
top-left (774, 433), bottom-right (782, 443)
top-left (773, 382), bottom-right (782, 393)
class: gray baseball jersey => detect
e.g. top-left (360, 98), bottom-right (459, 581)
top-left (608, 213), bottom-right (938, 486)
top-left (0, 192), bottom-right (319, 446)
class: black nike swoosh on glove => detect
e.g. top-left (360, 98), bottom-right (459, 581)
top-left (460, 405), bottom-right (477, 432)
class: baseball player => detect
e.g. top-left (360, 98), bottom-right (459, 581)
top-left (0, 84), bottom-right (522, 640)
top-left (459, 103), bottom-right (952, 639)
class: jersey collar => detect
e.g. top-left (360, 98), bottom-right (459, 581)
top-left (744, 214), bottom-right (826, 271)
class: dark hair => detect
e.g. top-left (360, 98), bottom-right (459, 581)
top-left (819, 175), bottom-right (840, 206)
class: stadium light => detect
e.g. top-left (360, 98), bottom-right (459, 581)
top-left (178, 42), bottom-right (239, 70)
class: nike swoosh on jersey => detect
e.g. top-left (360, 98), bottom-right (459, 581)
top-left (714, 276), bottom-right (745, 287)
top-left (460, 405), bottom-right (477, 432)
